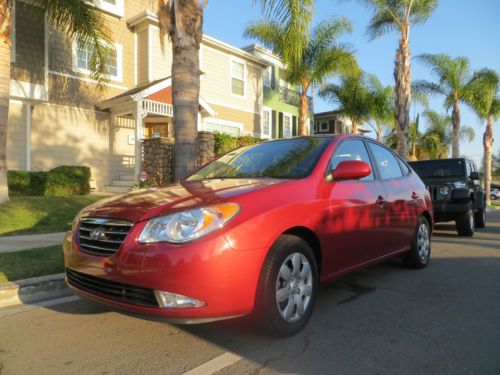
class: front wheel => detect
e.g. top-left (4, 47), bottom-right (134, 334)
top-left (491, 195), bottom-right (497, 201)
top-left (475, 206), bottom-right (486, 228)
top-left (402, 216), bottom-right (431, 269)
top-left (253, 235), bottom-right (318, 337)
top-left (456, 204), bottom-right (475, 236)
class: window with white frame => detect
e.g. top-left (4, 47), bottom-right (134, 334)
top-left (205, 119), bottom-right (242, 137)
top-left (74, 41), bottom-right (123, 82)
top-left (262, 108), bottom-right (272, 138)
top-left (283, 114), bottom-right (292, 138)
top-left (96, 0), bottom-right (124, 17)
top-left (320, 122), bottom-right (329, 132)
top-left (231, 59), bottom-right (245, 97)
top-left (263, 67), bottom-right (272, 87)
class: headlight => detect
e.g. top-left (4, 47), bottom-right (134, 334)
top-left (138, 203), bottom-right (240, 244)
top-left (439, 185), bottom-right (450, 196)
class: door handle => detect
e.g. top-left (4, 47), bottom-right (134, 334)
top-left (411, 192), bottom-right (419, 200)
top-left (376, 195), bottom-right (387, 208)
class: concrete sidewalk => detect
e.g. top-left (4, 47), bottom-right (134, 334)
top-left (0, 232), bottom-right (66, 253)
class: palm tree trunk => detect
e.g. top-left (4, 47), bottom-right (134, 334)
top-left (298, 79), bottom-right (309, 136)
top-left (394, 25), bottom-right (411, 160)
top-left (451, 99), bottom-right (461, 158)
top-left (0, 2), bottom-right (13, 204)
top-left (483, 115), bottom-right (493, 207)
top-left (351, 120), bottom-right (358, 134)
top-left (376, 121), bottom-right (382, 142)
top-left (163, 0), bottom-right (206, 180)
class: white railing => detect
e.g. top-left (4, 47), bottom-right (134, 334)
top-left (142, 99), bottom-right (173, 117)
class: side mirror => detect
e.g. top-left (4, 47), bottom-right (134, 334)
top-left (332, 160), bottom-right (372, 181)
top-left (469, 171), bottom-right (480, 180)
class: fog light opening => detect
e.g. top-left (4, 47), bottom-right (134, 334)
top-left (154, 290), bottom-right (206, 308)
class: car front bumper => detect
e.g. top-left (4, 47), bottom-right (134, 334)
top-left (433, 201), bottom-right (470, 222)
top-left (63, 222), bottom-right (266, 321)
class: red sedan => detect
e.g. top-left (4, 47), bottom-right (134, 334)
top-left (64, 135), bottom-right (433, 336)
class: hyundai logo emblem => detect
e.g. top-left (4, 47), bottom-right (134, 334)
top-left (90, 227), bottom-right (108, 241)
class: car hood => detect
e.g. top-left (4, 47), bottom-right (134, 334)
top-left (80, 178), bottom-right (285, 223)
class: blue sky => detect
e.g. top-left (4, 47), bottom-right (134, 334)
top-left (204, 0), bottom-right (500, 164)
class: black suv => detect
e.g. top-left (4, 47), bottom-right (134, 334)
top-left (409, 158), bottom-right (486, 236)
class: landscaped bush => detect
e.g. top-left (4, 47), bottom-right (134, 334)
top-left (214, 132), bottom-right (261, 156)
top-left (8, 166), bottom-right (91, 197)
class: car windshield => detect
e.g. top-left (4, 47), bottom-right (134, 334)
top-left (409, 160), bottom-right (465, 179)
top-left (186, 137), bottom-right (331, 181)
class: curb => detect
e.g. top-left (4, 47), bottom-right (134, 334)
top-left (0, 273), bottom-right (71, 309)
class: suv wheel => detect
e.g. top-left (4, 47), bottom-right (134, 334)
top-left (491, 194), bottom-right (497, 201)
top-left (253, 235), bottom-right (318, 337)
top-left (456, 203), bottom-right (475, 236)
top-left (402, 216), bottom-right (431, 269)
top-left (475, 205), bottom-right (486, 228)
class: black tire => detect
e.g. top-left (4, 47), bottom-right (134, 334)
top-left (491, 195), bottom-right (496, 201)
top-left (253, 235), bottom-right (318, 337)
top-left (456, 203), bottom-right (475, 236)
top-left (475, 206), bottom-right (486, 228)
top-left (402, 216), bottom-right (431, 269)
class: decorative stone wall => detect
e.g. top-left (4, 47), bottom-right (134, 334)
top-left (142, 138), bottom-right (175, 185)
top-left (196, 131), bottom-right (216, 167)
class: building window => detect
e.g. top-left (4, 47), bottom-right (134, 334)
top-left (231, 59), bottom-right (245, 97)
top-left (205, 118), bottom-right (242, 137)
top-left (283, 113), bottom-right (292, 138)
top-left (262, 108), bottom-right (272, 138)
top-left (320, 122), bottom-right (329, 132)
top-left (96, 0), bottom-right (124, 17)
top-left (74, 41), bottom-right (123, 82)
top-left (263, 67), bottom-right (272, 87)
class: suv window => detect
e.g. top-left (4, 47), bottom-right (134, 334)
top-left (466, 161), bottom-right (473, 178)
top-left (329, 139), bottom-right (374, 181)
top-left (397, 156), bottom-right (411, 176)
top-left (368, 142), bottom-right (403, 180)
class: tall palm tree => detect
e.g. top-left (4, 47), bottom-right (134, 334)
top-left (254, 0), bottom-right (314, 67)
top-left (420, 109), bottom-right (474, 159)
top-left (366, 74), bottom-right (394, 141)
top-left (355, 0), bottom-right (438, 159)
top-left (414, 54), bottom-right (495, 158)
top-left (468, 71), bottom-right (499, 206)
top-left (0, 0), bottom-right (111, 204)
top-left (245, 17), bottom-right (356, 136)
top-left (158, 0), bottom-right (208, 179)
top-left (319, 70), bottom-right (372, 134)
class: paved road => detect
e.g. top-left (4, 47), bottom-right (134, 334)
top-left (1, 212), bottom-right (500, 375)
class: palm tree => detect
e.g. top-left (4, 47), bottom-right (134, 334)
top-left (158, 0), bottom-right (208, 179)
top-left (468, 71), bottom-right (499, 206)
top-left (319, 70), bottom-right (372, 134)
top-left (355, 0), bottom-right (438, 159)
top-left (254, 0), bottom-right (314, 67)
top-left (0, 0), bottom-right (111, 204)
top-left (245, 17), bottom-right (356, 136)
top-left (366, 74), bottom-right (394, 141)
top-left (414, 54), bottom-right (495, 158)
top-left (420, 110), bottom-right (474, 159)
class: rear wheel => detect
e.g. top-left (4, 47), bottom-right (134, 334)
top-left (456, 204), bottom-right (475, 236)
top-left (475, 206), bottom-right (486, 228)
top-left (253, 235), bottom-right (318, 337)
top-left (402, 216), bottom-right (431, 269)
top-left (491, 195), bottom-right (497, 201)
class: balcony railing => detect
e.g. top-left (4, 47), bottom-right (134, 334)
top-left (278, 86), bottom-right (313, 110)
top-left (142, 99), bottom-right (173, 117)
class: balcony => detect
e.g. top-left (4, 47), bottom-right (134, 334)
top-left (278, 86), bottom-right (313, 111)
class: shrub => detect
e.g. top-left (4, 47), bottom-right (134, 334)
top-left (214, 132), bottom-right (261, 156)
top-left (7, 166), bottom-right (91, 197)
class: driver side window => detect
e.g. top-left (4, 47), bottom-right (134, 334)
top-left (329, 140), bottom-right (374, 181)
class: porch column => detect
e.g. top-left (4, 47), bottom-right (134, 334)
top-left (133, 100), bottom-right (145, 180)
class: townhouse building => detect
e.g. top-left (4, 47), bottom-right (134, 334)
top-left (7, 0), bottom-right (312, 192)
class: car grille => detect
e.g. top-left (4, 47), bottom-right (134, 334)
top-left (66, 268), bottom-right (159, 307)
top-left (78, 217), bottom-right (133, 257)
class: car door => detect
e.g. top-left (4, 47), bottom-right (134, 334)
top-left (322, 138), bottom-right (390, 274)
top-left (367, 141), bottom-right (418, 254)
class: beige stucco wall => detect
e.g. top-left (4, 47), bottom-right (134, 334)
top-left (27, 104), bottom-right (134, 190)
top-left (150, 26), bottom-right (173, 82)
top-left (6, 101), bottom-right (27, 170)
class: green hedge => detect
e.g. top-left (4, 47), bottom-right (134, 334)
top-left (214, 132), bottom-right (262, 156)
top-left (8, 166), bottom-right (91, 197)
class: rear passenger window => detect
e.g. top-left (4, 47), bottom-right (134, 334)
top-left (368, 142), bottom-right (403, 180)
top-left (330, 140), bottom-right (374, 181)
top-left (397, 157), bottom-right (411, 176)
